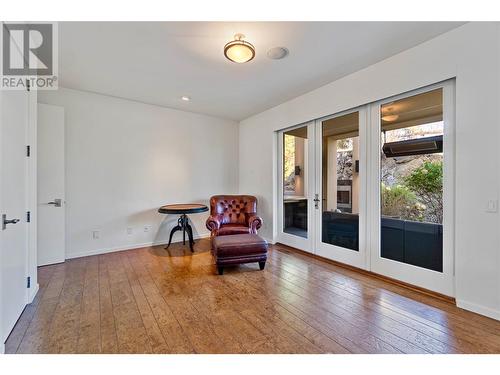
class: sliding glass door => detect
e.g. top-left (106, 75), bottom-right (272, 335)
top-left (276, 81), bottom-right (454, 296)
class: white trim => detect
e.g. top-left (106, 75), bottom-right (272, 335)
top-left (456, 299), bottom-right (500, 321)
top-left (271, 131), bottom-right (278, 244)
top-left (0, 32), bottom-right (3, 353)
top-left (28, 283), bottom-right (39, 304)
top-left (26, 83), bottom-right (38, 304)
top-left (65, 233), bottom-right (211, 259)
top-left (262, 237), bottom-right (275, 245)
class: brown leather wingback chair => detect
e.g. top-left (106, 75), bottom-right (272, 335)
top-left (206, 195), bottom-right (263, 237)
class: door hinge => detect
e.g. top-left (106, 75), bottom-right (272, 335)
top-left (26, 211), bottom-right (31, 223)
top-left (26, 145), bottom-right (31, 157)
top-left (27, 276), bottom-right (31, 288)
top-left (26, 79), bottom-right (31, 92)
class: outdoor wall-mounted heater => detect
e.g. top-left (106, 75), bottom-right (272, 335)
top-left (382, 135), bottom-right (443, 157)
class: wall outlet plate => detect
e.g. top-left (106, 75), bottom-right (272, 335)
top-left (92, 230), bottom-right (100, 239)
top-left (126, 227), bottom-right (133, 235)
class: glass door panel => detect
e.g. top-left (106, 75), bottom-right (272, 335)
top-left (322, 112), bottom-right (359, 250)
top-left (283, 127), bottom-right (308, 238)
top-left (277, 122), bottom-right (315, 252)
top-left (370, 82), bottom-right (455, 297)
top-left (380, 88), bottom-right (444, 271)
top-left (315, 109), bottom-right (367, 269)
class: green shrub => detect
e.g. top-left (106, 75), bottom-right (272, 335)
top-left (404, 161), bottom-right (443, 223)
top-left (381, 183), bottom-right (425, 221)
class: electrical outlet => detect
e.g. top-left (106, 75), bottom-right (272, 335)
top-left (144, 225), bottom-right (152, 233)
top-left (92, 230), bottom-right (100, 240)
top-left (126, 227), bottom-right (133, 235)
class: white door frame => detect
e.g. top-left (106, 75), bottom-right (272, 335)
top-left (276, 121), bottom-right (315, 252)
top-left (27, 86), bottom-right (38, 302)
top-left (313, 106), bottom-right (369, 269)
top-left (368, 80), bottom-right (455, 297)
top-left (0, 77), bottom-right (4, 355)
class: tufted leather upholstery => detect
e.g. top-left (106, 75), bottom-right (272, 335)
top-left (206, 195), bottom-right (263, 237)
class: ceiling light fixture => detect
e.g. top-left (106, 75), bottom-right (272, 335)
top-left (224, 33), bottom-right (255, 63)
top-left (381, 114), bottom-right (399, 122)
top-left (181, 96), bottom-right (191, 101)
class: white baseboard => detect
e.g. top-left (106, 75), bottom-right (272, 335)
top-left (28, 283), bottom-right (39, 304)
top-left (456, 299), bottom-right (500, 321)
top-left (262, 237), bottom-right (275, 245)
top-left (65, 233), bottom-right (211, 260)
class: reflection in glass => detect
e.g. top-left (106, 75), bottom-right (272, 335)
top-left (380, 88), bottom-right (444, 272)
top-left (321, 112), bottom-right (359, 251)
top-left (283, 126), bottom-right (308, 238)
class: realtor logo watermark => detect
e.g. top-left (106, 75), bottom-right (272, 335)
top-left (1, 22), bottom-right (58, 90)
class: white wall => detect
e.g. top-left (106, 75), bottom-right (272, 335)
top-left (239, 22), bottom-right (500, 320)
top-left (39, 88), bottom-right (238, 258)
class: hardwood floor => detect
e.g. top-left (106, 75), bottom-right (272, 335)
top-left (5, 238), bottom-right (500, 354)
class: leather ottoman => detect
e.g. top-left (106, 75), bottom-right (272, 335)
top-left (212, 234), bottom-right (268, 275)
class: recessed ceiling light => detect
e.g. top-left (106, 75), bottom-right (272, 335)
top-left (267, 47), bottom-right (289, 60)
top-left (224, 33), bottom-right (255, 63)
top-left (181, 96), bottom-right (191, 102)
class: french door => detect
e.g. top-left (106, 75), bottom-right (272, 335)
top-left (368, 83), bottom-right (455, 296)
top-left (277, 81), bottom-right (455, 296)
top-left (313, 107), bottom-right (369, 269)
top-left (277, 121), bottom-right (315, 252)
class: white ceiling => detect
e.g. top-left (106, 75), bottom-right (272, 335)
top-left (59, 22), bottom-right (464, 121)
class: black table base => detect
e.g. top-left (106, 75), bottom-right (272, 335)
top-left (159, 204), bottom-right (208, 252)
top-left (165, 214), bottom-right (194, 251)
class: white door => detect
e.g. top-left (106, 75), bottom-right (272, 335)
top-left (37, 104), bottom-right (65, 266)
top-left (369, 82), bottom-right (455, 296)
top-left (314, 107), bottom-right (369, 269)
top-left (277, 122), bottom-right (315, 252)
top-left (0, 89), bottom-right (29, 345)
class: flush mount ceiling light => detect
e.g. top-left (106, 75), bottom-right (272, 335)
top-left (181, 96), bottom-right (191, 101)
top-left (224, 33), bottom-right (255, 63)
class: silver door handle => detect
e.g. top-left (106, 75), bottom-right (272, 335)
top-left (2, 214), bottom-right (20, 230)
top-left (313, 194), bottom-right (320, 209)
top-left (46, 198), bottom-right (62, 207)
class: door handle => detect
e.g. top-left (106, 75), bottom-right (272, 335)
top-left (313, 194), bottom-right (320, 209)
top-left (2, 214), bottom-right (20, 230)
top-left (46, 198), bottom-right (62, 207)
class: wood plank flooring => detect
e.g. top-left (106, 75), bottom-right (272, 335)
top-left (5, 239), bottom-right (500, 354)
